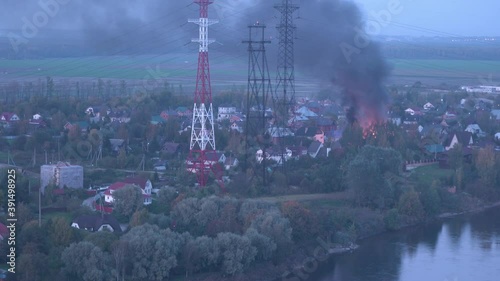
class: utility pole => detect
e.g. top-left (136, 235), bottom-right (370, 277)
top-left (243, 23), bottom-right (272, 186)
top-left (272, 0), bottom-right (299, 178)
top-left (187, 0), bottom-right (222, 187)
top-left (38, 185), bottom-right (42, 227)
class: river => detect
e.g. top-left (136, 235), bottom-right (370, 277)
top-left (311, 206), bottom-right (500, 281)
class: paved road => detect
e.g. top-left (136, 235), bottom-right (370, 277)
top-left (82, 193), bottom-right (102, 210)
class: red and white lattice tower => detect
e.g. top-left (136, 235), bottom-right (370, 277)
top-left (187, 0), bottom-right (219, 186)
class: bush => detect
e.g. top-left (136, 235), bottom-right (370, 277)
top-left (397, 190), bottom-right (425, 222)
top-left (384, 209), bottom-right (401, 231)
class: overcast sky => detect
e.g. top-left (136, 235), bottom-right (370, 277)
top-left (353, 0), bottom-right (500, 36)
top-left (0, 0), bottom-right (498, 37)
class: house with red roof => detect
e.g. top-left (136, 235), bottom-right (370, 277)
top-left (103, 177), bottom-right (152, 205)
top-left (0, 112), bottom-right (20, 124)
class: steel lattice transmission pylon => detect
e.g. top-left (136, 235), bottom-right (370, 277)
top-left (187, 0), bottom-right (222, 187)
top-left (272, 0), bottom-right (299, 173)
top-left (243, 23), bottom-right (272, 186)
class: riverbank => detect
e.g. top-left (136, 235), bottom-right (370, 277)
top-left (438, 200), bottom-right (500, 219)
top-left (181, 197), bottom-right (500, 281)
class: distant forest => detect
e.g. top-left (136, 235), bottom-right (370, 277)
top-left (1, 35), bottom-right (500, 60)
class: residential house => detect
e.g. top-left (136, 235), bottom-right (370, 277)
top-left (73, 121), bottom-right (90, 134)
top-left (389, 114), bottom-right (402, 126)
top-left (308, 141), bottom-right (323, 158)
top-left (296, 106), bottom-right (318, 118)
top-left (162, 142), bottom-right (180, 156)
top-left (464, 124), bottom-right (483, 136)
top-left (217, 106), bottom-right (237, 120)
top-left (423, 102), bottom-right (435, 110)
top-left (71, 214), bottom-right (122, 233)
top-left (319, 104), bottom-right (344, 118)
top-left (405, 107), bottom-right (422, 116)
top-left (445, 132), bottom-right (474, 151)
top-left (85, 106), bottom-right (111, 117)
top-left (150, 115), bottom-right (165, 125)
top-left (230, 121), bottom-right (244, 133)
top-left (305, 101), bottom-right (321, 113)
top-left (108, 110), bottom-right (131, 123)
top-left (104, 177), bottom-right (153, 205)
top-left (109, 139), bottom-right (127, 154)
top-left (205, 151), bottom-right (226, 165)
top-left (288, 146), bottom-right (308, 158)
top-left (315, 117), bottom-right (336, 133)
top-left (491, 109), bottom-right (500, 121)
top-left (28, 114), bottom-right (46, 134)
top-left (0, 112), bottom-right (20, 123)
top-left (224, 156), bottom-right (239, 170)
top-left (175, 106), bottom-right (192, 117)
top-left (267, 127), bottom-right (294, 145)
top-left (289, 115), bottom-right (309, 127)
top-left (256, 146), bottom-right (292, 164)
top-left (403, 115), bottom-right (420, 124)
top-left (425, 144), bottom-right (445, 157)
top-left (160, 109), bottom-right (180, 121)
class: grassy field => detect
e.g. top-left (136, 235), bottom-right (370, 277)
top-left (389, 59), bottom-right (500, 84)
top-left (410, 164), bottom-right (454, 186)
top-left (3, 56), bottom-right (499, 91)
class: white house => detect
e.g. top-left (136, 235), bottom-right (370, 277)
top-left (104, 177), bottom-right (152, 205)
top-left (256, 148), bottom-right (292, 164)
top-left (445, 132), bottom-right (474, 151)
top-left (217, 107), bottom-right (237, 121)
top-left (423, 102), bottom-right (435, 110)
top-left (465, 124), bottom-right (483, 135)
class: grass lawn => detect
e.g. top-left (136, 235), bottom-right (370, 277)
top-left (410, 164), bottom-right (454, 186)
top-left (42, 211), bottom-right (73, 223)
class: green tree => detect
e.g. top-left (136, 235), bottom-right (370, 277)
top-left (244, 228), bottom-right (276, 261)
top-left (113, 184), bottom-right (144, 218)
top-left (116, 147), bottom-right (128, 169)
top-left (476, 146), bottom-right (497, 188)
top-left (182, 236), bottom-right (220, 276)
top-left (130, 208), bottom-right (150, 227)
top-left (121, 224), bottom-right (189, 281)
top-left (17, 251), bottom-right (48, 281)
top-left (215, 232), bottom-right (257, 276)
top-left (250, 210), bottom-right (292, 258)
top-left (419, 181), bottom-right (441, 217)
top-left (48, 217), bottom-right (76, 248)
top-left (62, 241), bottom-right (112, 281)
top-left (84, 231), bottom-right (118, 252)
top-left (384, 209), bottom-right (401, 231)
top-left (281, 201), bottom-right (319, 241)
top-left (346, 145), bottom-right (403, 209)
top-left (398, 189), bottom-right (425, 221)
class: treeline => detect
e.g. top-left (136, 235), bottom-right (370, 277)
top-left (0, 187), bottom-right (327, 281)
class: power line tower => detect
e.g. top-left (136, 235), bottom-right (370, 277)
top-left (243, 23), bottom-right (272, 186)
top-left (272, 0), bottom-right (299, 174)
top-left (187, 0), bottom-right (221, 187)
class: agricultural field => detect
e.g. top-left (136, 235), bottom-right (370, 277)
top-left (1, 56), bottom-right (499, 93)
top-left (388, 59), bottom-right (500, 85)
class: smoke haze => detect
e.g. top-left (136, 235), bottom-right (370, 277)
top-left (0, 0), bottom-right (390, 122)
